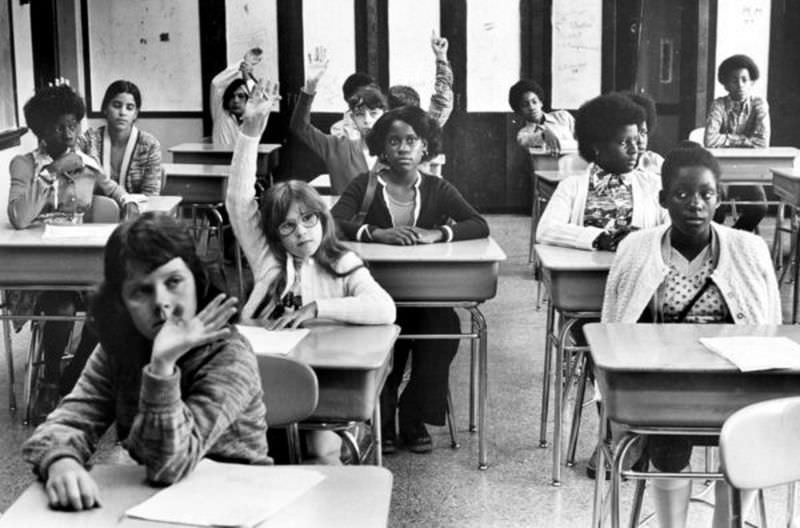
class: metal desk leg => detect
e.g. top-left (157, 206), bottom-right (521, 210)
top-left (468, 306), bottom-right (489, 470)
top-left (373, 401), bottom-right (382, 466)
top-left (1, 290), bottom-right (16, 414)
top-left (552, 316), bottom-right (579, 486)
top-left (539, 300), bottom-right (555, 447)
top-left (611, 434), bottom-right (639, 528)
top-left (469, 312), bottom-right (478, 432)
top-left (592, 405), bottom-right (609, 528)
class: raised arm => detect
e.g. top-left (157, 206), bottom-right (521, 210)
top-left (226, 80), bottom-right (282, 303)
top-left (7, 154), bottom-right (52, 229)
top-left (428, 33), bottom-right (454, 128)
top-left (210, 61), bottom-right (245, 130)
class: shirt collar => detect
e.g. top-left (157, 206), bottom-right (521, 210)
top-left (588, 163), bottom-right (632, 187)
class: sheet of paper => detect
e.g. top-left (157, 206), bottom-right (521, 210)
top-left (699, 336), bottom-right (800, 372)
top-left (41, 222), bottom-right (117, 240)
top-left (236, 325), bottom-right (309, 356)
top-left (125, 460), bottom-right (325, 527)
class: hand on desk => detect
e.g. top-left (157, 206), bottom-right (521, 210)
top-left (46, 457), bottom-right (100, 511)
top-left (593, 226), bottom-right (637, 252)
top-left (266, 301), bottom-right (318, 330)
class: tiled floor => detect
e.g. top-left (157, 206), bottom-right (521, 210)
top-left (0, 214), bottom-right (797, 527)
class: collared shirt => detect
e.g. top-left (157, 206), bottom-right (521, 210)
top-left (516, 110), bottom-right (576, 151)
top-left (582, 165), bottom-right (634, 233)
top-left (704, 95), bottom-right (770, 148)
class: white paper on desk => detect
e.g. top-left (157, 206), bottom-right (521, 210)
top-left (41, 223), bottom-right (117, 239)
top-left (125, 460), bottom-right (325, 527)
top-left (700, 336), bottom-right (800, 372)
top-left (235, 325), bottom-right (309, 356)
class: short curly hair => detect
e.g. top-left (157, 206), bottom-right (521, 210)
top-left (101, 80), bottom-right (142, 112)
top-left (661, 143), bottom-right (721, 192)
top-left (718, 54), bottom-right (759, 84)
top-left (508, 80), bottom-right (546, 113)
top-left (23, 84), bottom-right (86, 138)
top-left (622, 91), bottom-right (657, 134)
top-left (366, 105), bottom-right (442, 162)
top-left (342, 72), bottom-right (376, 101)
top-left (574, 93), bottom-right (645, 162)
top-left (347, 85), bottom-right (387, 112)
top-left (388, 85), bottom-right (421, 109)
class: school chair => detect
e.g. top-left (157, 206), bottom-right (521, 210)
top-left (87, 195), bottom-right (121, 223)
top-left (257, 354), bottom-right (319, 463)
top-left (720, 396), bottom-right (800, 528)
top-left (688, 127), bottom-right (705, 144)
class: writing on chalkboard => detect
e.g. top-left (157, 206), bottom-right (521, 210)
top-left (551, 0), bottom-right (602, 110)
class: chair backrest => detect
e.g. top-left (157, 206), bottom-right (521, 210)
top-left (87, 195), bottom-right (120, 223)
top-left (688, 127), bottom-right (705, 144)
top-left (257, 354), bottom-right (318, 427)
top-left (720, 396), bottom-right (800, 490)
top-left (558, 152), bottom-right (589, 172)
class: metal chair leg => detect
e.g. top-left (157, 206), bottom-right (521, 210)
top-left (23, 321), bottom-right (44, 425)
top-left (566, 352), bottom-right (589, 466)
top-left (628, 478), bottom-right (647, 528)
top-left (286, 423), bottom-right (302, 463)
top-left (1, 290), bottom-right (16, 414)
top-left (446, 388), bottom-right (460, 449)
top-left (338, 429), bottom-right (360, 465)
top-left (539, 300), bottom-right (555, 448)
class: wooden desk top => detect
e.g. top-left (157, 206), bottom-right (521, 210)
top-left (534, 169), bottom-right (583, 183)
top-left (139, 195), bottom-right (183, 213)
top-left (528, 146), bottom-right (579, 157)
top-left (585, 323), bottom-right (800, 373)
top-left (534, 244), bottom-right (615, 271)
top-left (162, 163), bottom-right (231, 176)
top-left (0, 464), bottom-right (393, 528)
top-left (345, 237), bottom-right (506, 263)
top-left (708, 146), bottom-right (799, 159)
top-left (169, 142), bottom-right (281, 154)
top-left (291, 324), bottom-right (399, 370)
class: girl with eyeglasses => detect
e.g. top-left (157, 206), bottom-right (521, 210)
top-left (227, 81), bottom-right (395, 464)
top-left (330, 105), bottom-right (489, 455)
top-left (537, 93), bottom-right (669, 253)
top-left (602, 143), bottom-right (780, 528)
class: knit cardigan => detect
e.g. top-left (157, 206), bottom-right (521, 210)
top-left (226, 133), bottom-right (396, 325)
top-left (601, 223), bottom-right (782, 324)
top-left (536, 165), bottom-right (669, 250)
top-left (331, 170), bottom-right (489, 242)
top-left (79, 126), bottom-right (162, 195)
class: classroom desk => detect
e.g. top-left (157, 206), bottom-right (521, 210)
top-left (0, 464), bottom-right (393, 528)
top-left (286, 324), bottom-right (399, 465)
top-left (585, 323), bottom-right (800, 528)
top-left (534, 244), bottom-right (615, 486)
top-left (162, 162), bottom-right (230, 204)
top-left (771, 168), bottom-right (800, 322)
top-left (708, 146), bottom-right (798, 183)
top-left (169, 142), bottom-right (280, 182)
top-left (344, 238), bottom-right (507, 469)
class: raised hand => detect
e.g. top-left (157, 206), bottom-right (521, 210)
top-left (430, 31), bottom-right (449, 61)
top-left (48, 152), bottom-right (84, 181)
top-left (150, 294), bottom-right (238, 375)
top-left (266, 302), bottom-right (318, 330)
top-left (371, 226), bottom-right (421, 246)
top-left (305, 46), bottom-right (329, 94)
top-left (241, 79), bottom-right (281, 137)
top-left (46, 457), bottom-right (101, 511)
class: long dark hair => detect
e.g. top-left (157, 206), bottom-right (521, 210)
top-left (101, 79), bottom-right (142, 112)
top-left (255, 180), bottom-right (362, 318)
top-left (90, 213), bottom-right (219, 366)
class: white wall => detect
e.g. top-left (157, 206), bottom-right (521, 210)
top-left (0, 2), bottom-right (37, 225)
top-left (714, 0), bottom-right (771, 98)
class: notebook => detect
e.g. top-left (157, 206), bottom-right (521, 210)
top-left (235, 325), bottom-right (309, 356)
top-left (699, 336), bottom-right (800, 372)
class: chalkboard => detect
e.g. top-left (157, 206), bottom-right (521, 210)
top-left (551, 0), bottom-right (603, 110)
top-left (0, 0), bottom-right (20, 142)
top-left (83, 0), bottom-right (203, 114)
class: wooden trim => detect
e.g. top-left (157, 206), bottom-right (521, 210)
top-left (277, 0), bottom-right (304, 109)
top-left (373, 0), bottom-right (388, 89)
top-left (706, 0), bottom-right (718, 111)
top-left (441, 0), bottom-right (466, 112)
top-left (0, 127), bottom-right (27, 151)
top-left (198, 0), bottom-right (227, 136)
top-left (354, 0), bottom-right (368, 74)
top-left (4, 0), bottom-right (20, 131)
top-left (32, 0), bottom-right (59, 90)
top-left (601, 0), bottom-right (616, 92)
top-left (520, 0), bottom-right (552, 109)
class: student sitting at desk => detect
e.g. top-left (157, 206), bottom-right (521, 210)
top-left (210, 48), bottom-right (261, 144)
top-left (228, 81), bottom-right (395, 464)
top-left (705, 54), bottom-right (770, 232)
top-left (22, 213), bottom-right (268, 511)
top-left (509, 79), bottom-right (575, 156)
top-left (536, 93), bottom-right (668, 252)
top-left (622, 91), bottom-right (664, 174)
top-left (290, 46), bottom-right (385, 194)
top-left (602, 144), bottom-right (780, 528)
top-left (79, 80), bottom-right (162, 195)
top-left (7, 82), bottom-right (130, 418)
top-left (330, 105), bottom-right (489, 454)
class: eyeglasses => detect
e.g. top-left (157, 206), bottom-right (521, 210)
top-left (386, 135), bottom-right (421, 149)
top-left (278, 211), bottom-right (320, 237)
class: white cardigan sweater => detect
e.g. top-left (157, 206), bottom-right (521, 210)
top-left (536, 166), bottom-right (669, 250)
top-left (601, 223), bottom-right (782, 324)
top-left (227, 133), bottom-right (396, 326)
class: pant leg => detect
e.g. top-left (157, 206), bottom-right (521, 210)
top-left (729, 184), bottom-right (767, 232)
top-left (398, 307), bottom-right (460, 427)
top-left (58, 322), bottom-right (98, 396)
top-left (380, 323), bottom-right (411, 433)
top-left (35, 291), bottom-right (79, 384)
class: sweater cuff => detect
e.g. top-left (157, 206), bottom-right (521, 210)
top-left (356, 224), bottom-right (370, 241)
top-left (315, 298), bottom-right (338, 320)
top-left (140, 364), bottom-right (181, 408)
top-left (440, 225), bottom-right (453, 242)
top-left (578, 226), bottom-right (605, 250)
top-left (37, 452), bottom-right (86, 481)
top-left (239, 128), bottom-right (263, 143)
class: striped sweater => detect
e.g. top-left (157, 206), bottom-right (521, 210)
top-left (22, 331), bottom-right (270, 485)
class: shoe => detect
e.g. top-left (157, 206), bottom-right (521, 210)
top-left (586, 444), bottom-right (647, 480)
top-left (399, 422), bottom-right (433, 454)
top-left (381, 424), bottom-right (398, 455)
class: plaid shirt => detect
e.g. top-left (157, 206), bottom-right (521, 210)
top-left (704, 95), bottom-right (770, 148)
top-left (583, 166), bottom-right (634, 233)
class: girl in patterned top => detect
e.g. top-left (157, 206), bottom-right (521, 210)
top-left (602, 144), bottom-right (780, 528)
